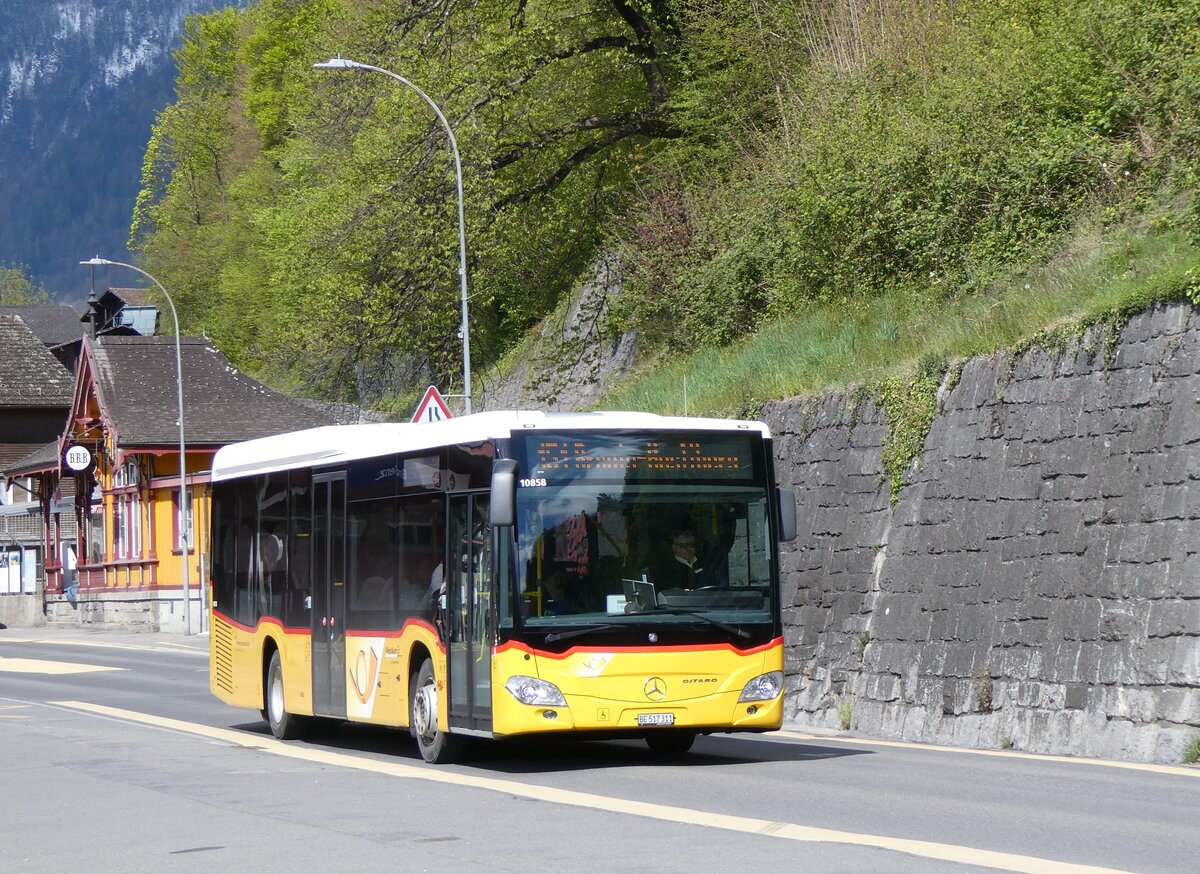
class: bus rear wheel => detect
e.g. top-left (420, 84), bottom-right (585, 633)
top-left (410, 658), bottom-right (460, 764)
top-left (265, 650), bottom-right (311, 740)
top-left (645, 730), bottom-right (696, 757)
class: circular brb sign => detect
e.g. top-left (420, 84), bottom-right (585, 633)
top-left (63, 445), bottom-right (95, 473)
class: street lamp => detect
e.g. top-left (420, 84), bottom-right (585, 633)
top-left (313, 56), bottom-right (473, 414)
top-left (79, 257), bottom-right (194, 635)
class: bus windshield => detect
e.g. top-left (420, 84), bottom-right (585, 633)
top-left (509, 430), bottom-right (777, 635)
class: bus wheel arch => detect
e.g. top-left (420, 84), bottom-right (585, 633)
top-left (259, 637), bottom-right (280, 721)
top-left (409, 654), bottom-right (460, 764)
top-left (265, 647), bottom-right (311, 740)
top-left (405, 641), bottom-right (433, 735)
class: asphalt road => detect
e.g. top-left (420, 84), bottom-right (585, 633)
top-left (1, 628), bottom-right (1196, 873)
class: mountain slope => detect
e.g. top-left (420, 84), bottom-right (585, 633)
top-left (0, 0), bottom-right (240, 300)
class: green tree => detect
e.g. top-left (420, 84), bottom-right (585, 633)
top-left (0, 263), bottom-right (52, 305)
top-left (131, 0), bottom-right (1200, 402)
top-left (133, 0), bottom-right (691, 404)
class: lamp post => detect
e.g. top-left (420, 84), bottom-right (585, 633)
top-left (313, 56), bottom-right (472, 414)
top-left (79, 257), bottom-right (193, 634)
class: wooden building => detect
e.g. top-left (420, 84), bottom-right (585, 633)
top-left (6, 332), bottom-right (334, 631)
top-left (0, 313), bottom-right (75, 625)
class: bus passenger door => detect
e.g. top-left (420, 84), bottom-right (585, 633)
top-left (447, 493), bottom-right (493, 732)
top-left (312, 472), bottom-right (347, 718)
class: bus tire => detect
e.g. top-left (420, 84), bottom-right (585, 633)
top-left (410, 658), bottom-right (459, 764)
top-left (265, 650), bottom-right (311, 740)
top-left (645, 730), bottom-right (696, 757)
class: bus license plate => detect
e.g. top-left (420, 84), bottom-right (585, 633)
top-left (637, 713), bottom-right (675, 727)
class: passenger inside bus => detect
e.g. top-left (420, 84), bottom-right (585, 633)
top-left (352, 510), bottom-right (396, 611)
top-left (259, 527), bottom-right (286, 616)
top-left (356, 573), bottom-right (392, 611)
top-left (541, 566), bottom-right (590, 614)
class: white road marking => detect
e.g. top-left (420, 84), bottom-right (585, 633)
top-left (771, 730), bottom-right (1200, 779)
top-left (54, 700), bottom-right (1140, 874)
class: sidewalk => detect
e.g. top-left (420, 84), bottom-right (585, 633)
top-left (0, 624), bottom-right (210, 655)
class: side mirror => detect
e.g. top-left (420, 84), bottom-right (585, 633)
top-left (777, 486), bottom-right (797, 543)
top-left (490, 459), bottom-right (518, 527)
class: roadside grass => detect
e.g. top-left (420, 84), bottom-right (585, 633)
top-left (837, 696), bottom-right (853, 731)
top-left (1184, 734), bottom-right (1200, 766)
top-left (599, 213), bottom-right (1200, 417)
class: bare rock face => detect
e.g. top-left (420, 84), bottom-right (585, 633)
top-left (476, 253), bottom-right (640, 413)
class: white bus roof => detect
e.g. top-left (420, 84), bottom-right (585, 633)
top-left (210, 410), bottom-right (771, 482)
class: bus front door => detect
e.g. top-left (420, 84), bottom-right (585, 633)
top-left (312, 472), bottom-right (347, 719)
top-left (447, 493), bottom-right (493, 733)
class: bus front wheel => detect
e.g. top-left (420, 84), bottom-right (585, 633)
top-left (265, 650), bottom-right (311, 740)
top-left (410, 658), bottom-right (460, 764)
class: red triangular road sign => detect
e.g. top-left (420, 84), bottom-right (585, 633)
top-left (412, 385), bottom-right (453, 423)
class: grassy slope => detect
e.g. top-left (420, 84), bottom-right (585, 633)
top-left (598, 207), bottom-right (1200, 418)
top-left (590, 1), bottom-right (1200, 418)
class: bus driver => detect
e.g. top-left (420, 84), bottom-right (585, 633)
top-left (653, 528), bottom-right (703, 590)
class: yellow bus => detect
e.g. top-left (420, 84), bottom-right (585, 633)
top-left (208, 411), bottom-right (796, 763)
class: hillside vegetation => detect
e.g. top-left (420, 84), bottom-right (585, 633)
top-left (133, 0), bottom-right (1200, 412)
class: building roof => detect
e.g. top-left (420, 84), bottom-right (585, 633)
top-left (89, 335), bottom-right (335, 448)
top-left (0, 314), bottom-right (74, 407)
top-left (100, 287), bottom-right (153, 308)
top-left (0, 305), bottom-right (82, 348)
top-left (3, 440), bottom-right (60, 478)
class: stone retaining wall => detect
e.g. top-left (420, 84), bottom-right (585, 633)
top-left (763, 303), bottom-right (1200, 763)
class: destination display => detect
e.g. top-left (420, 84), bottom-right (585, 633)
top-left (518, 432), bottom-right (757, 483)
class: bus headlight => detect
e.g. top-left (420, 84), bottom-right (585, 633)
top-left (505, 676), bottom-right (567, 707)
top-left (738, 671), bottom-right (783, 702)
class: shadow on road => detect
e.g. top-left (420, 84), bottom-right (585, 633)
top-left (231, 719), bottom-right (870, 773)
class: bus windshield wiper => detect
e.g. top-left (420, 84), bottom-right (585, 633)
top-left (544, 623), bottom-right (625, 644)
top-left (641, 607), bottom-right (751, 639)
top-left (542, 610), bottom-right (752, 644)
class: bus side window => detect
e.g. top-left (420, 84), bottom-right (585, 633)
top-left (348, 497), bottom-right (397, 619)
top-left (258, 472), bottom-right (288, 618)
top-left (286, 469), bottom-right (312, 628)
top-left (210, 481), bottom-right (236, 613)
top-left (232, 478), bottom-right (256, 626)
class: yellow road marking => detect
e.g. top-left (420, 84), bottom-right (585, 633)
top-left (55, 700), bottom-right (1138, 874)
top-left (771, 730), bottom-right (1200, 779)
top-left (0, 657), bottom-right (123, 675)
top-left (0, 704), bottom-right (31, 719)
